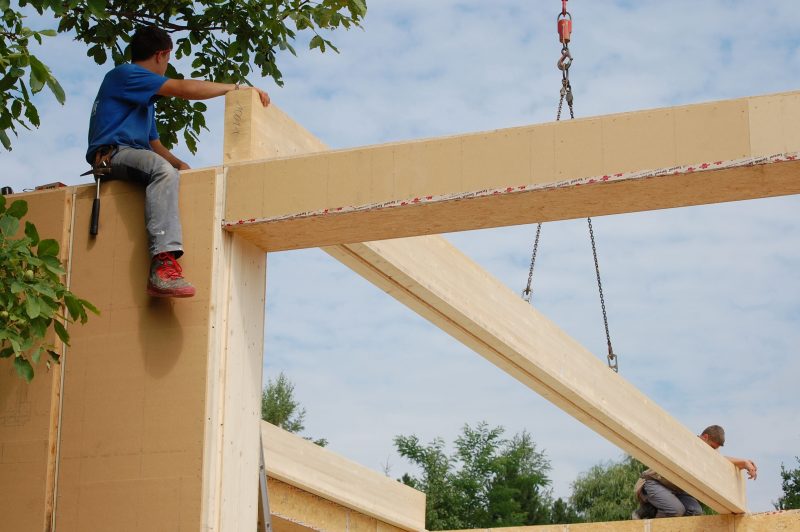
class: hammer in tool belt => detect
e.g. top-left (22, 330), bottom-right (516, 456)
top-left (80, 145), bottom-right (116, 236)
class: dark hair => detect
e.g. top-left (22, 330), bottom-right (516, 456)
top-left (131, 26), bottom-right (173, 62)
top-left (701, 425), bottom-right (725, 447)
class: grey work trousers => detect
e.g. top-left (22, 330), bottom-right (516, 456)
top-left (642, 479), bottom-right (703, 518)
top-left (109, 146), bottom-right (184, 259)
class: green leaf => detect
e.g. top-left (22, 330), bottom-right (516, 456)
top-left (31, 347), bottom-right (42, 364)
top-left (53, 319), bottom-right (69, 345)
top-left (79, 298), bottom-right (100, 316)
top-left (31, 282), bottom-right (56, 299)
top-left (11, 281), bottom-right (26, 294)
top-left (29, 316), bottom-right (48, 338)
top-left (0, 347), bottom-right (14, 359)
top-left (29, 55), bottom-right (48, 93)
top-left (64, 294), bottom-right (81, 320)
top-left (0, 194), bottom-right (5, 212)
top-left (39, 29), bottom-right (57, 37)
top-left (24, 221), bottom-right (40, 245)
top-left (37, 238), bottom-right (59, 257)
top-left (47, 350), bottom-right (60, 364)
top-left (42, 255), bottom-right (65, 276)
top-left (14, 356), bottom-right (34, 382)
top-left (351, 0), bottom-right (367, 16)
top-left (46, 76), bottom-right (65, 104)
top-left (0, 214), bottom-right (20, 237)
top-left (25, 296), bottom-right (41, 319)
top-left (0, 0), bottom-right (10, 11)
top-left (309, 35), bottom-right (324, 51)
top-left (7, 199), bottom-right (28, 219)
top-left (87, 0), bottom-right (108, 18)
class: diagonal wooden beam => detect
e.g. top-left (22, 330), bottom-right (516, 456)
top-left (223, 90), bottom-right (747, 514)
top-left (323, 238), bottom-right (746, 514)
top-left (223, 90), bottom-right (800, 251)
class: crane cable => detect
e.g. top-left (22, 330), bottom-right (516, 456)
top-left (521, 0), bottom-right (619, 373)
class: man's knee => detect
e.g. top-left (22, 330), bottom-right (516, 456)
top-left (683, 501), bottom-right (703, 516)
top-left (659, 501), bottom-right (685, 517)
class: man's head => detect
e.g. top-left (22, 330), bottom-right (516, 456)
top-left (700, 425), bottom-right (725, 449)
top-left (131, 26), bottom-right (172, 74)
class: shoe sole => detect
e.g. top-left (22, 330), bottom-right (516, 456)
top-left (147, 287), bottom-right (196, 298)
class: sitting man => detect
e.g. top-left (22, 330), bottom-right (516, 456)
top-left (86, 26), bottom-right (270, 297)
top-left (632, 425), bottom-right (757, 519)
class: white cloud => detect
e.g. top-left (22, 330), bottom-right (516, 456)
top-left (4, 0), bottom-right (799, 515)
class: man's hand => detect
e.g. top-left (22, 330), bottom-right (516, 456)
top-left (247, 86), bottom-right (270, 107)
top-left (177, 161), bottom-right (191, 171)
top-left (727, 457), bottom-right (758, 480)
top-left (741, 459), bottom-right (757, 480)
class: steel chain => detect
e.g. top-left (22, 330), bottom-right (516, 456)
top-left (524, 1), bottom-right (618, 372)
top-left (588, 217), bottom-right (618, 372)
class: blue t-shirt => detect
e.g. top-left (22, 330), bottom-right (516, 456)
top-left (86, 63), bottom-right (168, 163)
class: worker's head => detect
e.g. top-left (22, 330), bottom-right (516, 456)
top-left (131, 26), bottom-right (173, 75)
top-left (700, 425), bottom-right (725, 449)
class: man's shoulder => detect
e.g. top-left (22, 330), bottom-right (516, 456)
top-left (106, 63), bottom-right (164, 82)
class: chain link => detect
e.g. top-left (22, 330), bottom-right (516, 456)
top-left (521, 222), bottom-right (542, 302)
top-left (588, 217), bottom-right (618, 372)
top-left (523, 2), bottom-right (618, 372)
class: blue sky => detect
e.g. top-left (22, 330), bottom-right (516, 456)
top-left (4, 0), bottom-right (799, 515)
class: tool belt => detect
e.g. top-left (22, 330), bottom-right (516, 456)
top-left (81, 145), bottom-right (117, 178)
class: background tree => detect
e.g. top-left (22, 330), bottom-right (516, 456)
top-left (568, 455), bottom-right (646, 523)
top-left (1, 0), bottom-right (367, 151)
top-left (549, 497), bottom-right (582, 525)
top-left (395, 422), bottom-right (554, 530)
top-left (261, 371), bottom-right (327, 446)
top-left (774, 457), bottom-right (800, 510)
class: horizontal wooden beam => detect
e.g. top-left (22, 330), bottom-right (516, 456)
top-left (323, 237), bottom-right (747, 514)
top-left (262, 422), bottom-right (425, 531)
top-left (439, 510), bottom-right (800, 532)
top-left (223, 90), bottom-right (800, 251)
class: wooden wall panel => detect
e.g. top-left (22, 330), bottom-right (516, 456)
top-left (0, 188), bottom-right (71, 532)
top-left (55, 170), bottom-right (218, 531)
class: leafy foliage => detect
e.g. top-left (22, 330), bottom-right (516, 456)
top-left (261, 371), bottom-right (327, 446)
top-left (774, 457), bottom-right (800, 510)
top-left (568, 455), bottom-right (646, 523)
top-left (549, 497), bottom-right (582, 524)
top-left (2, 0), bottom-right (367, 151)
top-left (0, 197), bottom-right (98, 382)
top-left (0, 1), bottom-right (65, 150)
top-left (395, 422), bottom-right (554, 530)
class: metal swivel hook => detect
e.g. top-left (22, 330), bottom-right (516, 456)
top-left (557, 46), bottom-right (573, 72)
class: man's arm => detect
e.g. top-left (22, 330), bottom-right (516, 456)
top-left (726, 456), bottom-right (757, 480)
top-left (150, 139), bottom-right (190, 171)
top-left (158, 79), bottom-right (270, 107)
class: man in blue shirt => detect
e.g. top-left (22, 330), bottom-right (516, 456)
top-left (87, 26), bottom-right (270, 298)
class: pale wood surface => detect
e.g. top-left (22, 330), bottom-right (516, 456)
top-left (439, 510), bottom-right (799, 532)
top-left (269, 478), bottom-right (413, 532)
top-left (222, 92), bottom-right (749, 516)
top-left (223, 90), bottom-right (800, 251)
top-left (263, 422), bottom-right (426, 531)
top-left (734, 510), bottom-right (800, 531)
top-left (229, 157), bottom-right (800, 251)
top-left (53, 172), bottom-right (219, 531)
top-left (324, 237), bottom-right (746, 514)
top-left (199, 167), bottom-right (267, 532)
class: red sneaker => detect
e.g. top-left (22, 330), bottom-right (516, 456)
top-left (147, 252), bottom-right (196, 298)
